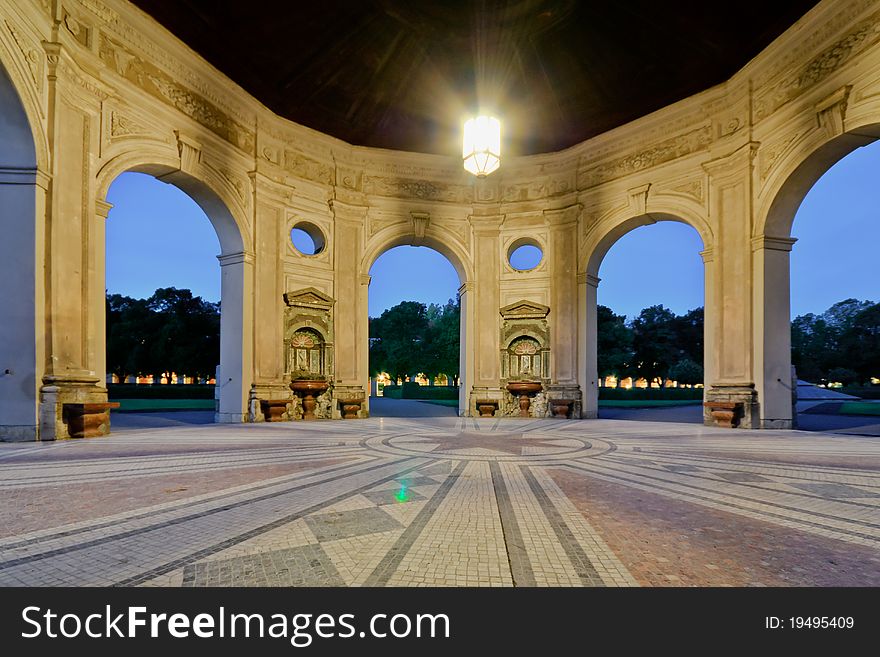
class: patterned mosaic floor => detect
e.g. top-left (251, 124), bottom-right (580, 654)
top-left (1, 416), bottom-right (878, 587)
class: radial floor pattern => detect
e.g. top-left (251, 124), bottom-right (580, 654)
top-left (1, 416), bottom-right (878, 587)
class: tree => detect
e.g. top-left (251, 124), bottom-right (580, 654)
top-left (671, 307), bottom-right (704, 366)
top-left (369, 301), bottom-right (429, 383)
top-left (596, 305), bottom-right (632, 384)
top-left (630, 305), bottom-right (678, 386)
top-left (840, 302), bottom-right (880, 384)
top-left (422, 298), bottom-right (461, 385)
top-left (105, 288), bottom-right (220, 383)
top-left (669, 358), bottom-right (703, 386)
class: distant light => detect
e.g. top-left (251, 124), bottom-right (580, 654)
top-left (463, 115), bottom-right (501, 177)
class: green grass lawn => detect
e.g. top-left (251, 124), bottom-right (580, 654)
top-left (111, 398), bottom-right (215, 412)
top-left (839, 402), bottom-right (880, 417)
top-left (598, 400), bottom-right (703, 408)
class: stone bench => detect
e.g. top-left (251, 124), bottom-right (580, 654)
top-left (62, 402), bottom-right (121, 438)
top-left (259, 399), bottom-right (290, 422)
top-left (703, 401), bottom-right (741, 428)
top-left (475, 399), bottom-right (499, 417)
top-left (549, 399), bottom-right (575, 419)
top-left (338, 397), bottom-right (366, 419)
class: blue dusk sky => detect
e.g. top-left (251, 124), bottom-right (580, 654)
top-left (106, 141), bottom-right (880, 321)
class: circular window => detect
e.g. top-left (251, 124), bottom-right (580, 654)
top-left (508, 239), bottom-right (543, 271)
top-left (290, 222), bottom-right (326, 255)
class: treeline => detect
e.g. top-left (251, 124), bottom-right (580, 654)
top-left (598, 305), bottom-right (704, 387)
top-left (369, 299), bottom-right (460, 385)
top-left (106, 288), bottom-right (219, 383)
top-left (792, 299), bottom-right (879, 386)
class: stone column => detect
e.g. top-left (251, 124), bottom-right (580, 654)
top-left (702, 144), bottom-right (759, 427)
top-left (216, 251), bottom-right (254, 423)
top-left (546, 205), bottom-right (582, 416)
top-left (701, 248), bottom-right (717, 422)
top-left (458, 281), bottom-right (475, 415)
top-left (248, 173), bottom-right (292, 421)
top-left (752, 236), bottom-right (797, 428)
top-left (39, 45), bottom-right (109, 439)
top-left (331, 199), bottom-right (368, 415)
top-left (468, 214), bottom-right (503, 414)
top-left (579, 273), bottom-right (600, 418)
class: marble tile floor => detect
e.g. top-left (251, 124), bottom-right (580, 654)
top-left (0, 416), bottom-right (878, 587)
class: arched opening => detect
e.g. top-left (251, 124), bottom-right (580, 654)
top-left (760, 130), bottom-right (880, 431)
top-left (366, 244), bottom-right (466, 417)
top-left (0, 62), bottom-right (39, 441)
top-left (584, 216), bottom-right (706, 422)
top-left (101, 168), bottom-right (248, 427)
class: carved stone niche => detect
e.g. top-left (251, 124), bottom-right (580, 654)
top-left (499, 301), bottom-right (551, 417)
top-left (283, 288), bottom-right (335, 420)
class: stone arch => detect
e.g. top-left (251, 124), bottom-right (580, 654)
top-left (0, 30), bottom-right (49, 172)
top-left (0, 56), bottom-right (43, 440)
top-left (579, 207), bottom-right (709, 419)
top-left (361, 226), bottom-right (473, 285)
top-left (361, 225), bottom-right (473, 414)
top-left (584, 206), bottom-right (711, 278)
top-left (752, 120), bottom-right (880, 428)
top-left (95, 146), bottom-right (253, 424)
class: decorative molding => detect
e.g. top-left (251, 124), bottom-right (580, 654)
top-left (174, 131), bottom-right (201, 173)
top-left (98, 34), bottom-right (255, 153)
top-left (411, 211), bottom-right (430, 245)
top-left (4, 19), bottom-right (43, 91)
top-left (500, 300), bottom-right (551, 320)
top-left (217, 251), bottom-right (255, 267)
top-left (815, 85), bottom-right (852, 139)
top-left (283, 287), bottom-right (335, 310)
top-left (627, 183), bottom-right (652, 216)
top-left (751, 236), bottom-right (797, 252)
top-left (754, 7), bottom-right (880, 121)
top-left (579, 126), bottom-right (712, 188)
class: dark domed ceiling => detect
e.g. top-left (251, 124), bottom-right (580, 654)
top-left (131, 0), bottom-right (819, 156)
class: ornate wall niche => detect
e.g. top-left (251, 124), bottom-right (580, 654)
top-left (499, 301), bottom-right (551, 382)
top-left (283, 288), bottom-right (335, 378)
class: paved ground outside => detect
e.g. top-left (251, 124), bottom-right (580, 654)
top-left (600, 401), bottom-right (880, 436)
top-left (2, 401), bottom-right (878, 587)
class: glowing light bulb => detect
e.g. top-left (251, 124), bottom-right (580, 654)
top-left (463, 115), bottom-right (501, 177)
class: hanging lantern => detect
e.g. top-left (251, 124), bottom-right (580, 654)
top-left (462, 115), bottom-right (501, 177)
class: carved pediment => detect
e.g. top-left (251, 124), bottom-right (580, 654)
top-left (500, 300), bottom-right (550, 320)
top-left (283, 287), bottom-right (335, 310)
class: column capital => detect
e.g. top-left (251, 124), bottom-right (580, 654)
top-left (543, 203), bottom-right (581, 227)
top-left (458, 281), bottom-right (475, 295)
top-left (217, 251), bottom-right (255, 267)
top-left (751, 235), bottom-right (797, 252)
top-left (578, 272), bottom-right (600, 288)
top-left (95, 199), bottom-right (113, 219)
top-left (699, 248), bottom-right (714, 263)
top-left (701, 141), bottom-right (759, 181)
top-left (329, 198), bottom-right (368, 223)
top-left (359, 274), bottom-right (371, 286)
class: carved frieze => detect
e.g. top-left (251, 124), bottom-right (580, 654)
top-left (281, 149), bottom-right (334, 186)
top-left (363, 175), bottom-right (474, 204)
top-left (754, 8), bottom-right (880, 121)
top-left (578, 125), bottom-right (713, 188)
top-left (98, 35), bottom-right (256, 153)
top-left (757, 131), bottom-right (804, 184)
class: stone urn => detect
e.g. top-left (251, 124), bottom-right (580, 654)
top-left (506, 381), bottom-right (542, 417)
top-left (290, 379), bottom-right (329, 420)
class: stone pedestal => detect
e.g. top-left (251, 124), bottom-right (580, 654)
top-left (475, 399), bottom-right (499, 417)
top-left (337, 397), bottom-right (365, 419)
top-left (249, 383), bottom-right (293, 422)
top-left (333, 385), bottom-right (368, 419)
top-left (63, 402), bottom-right (120, 438)
top-left (704, 383), bottom-right (758, 428)
top-left (545, 384), bottom-right (582, 419)
top-left (39, 374), bottom-right (110, 440)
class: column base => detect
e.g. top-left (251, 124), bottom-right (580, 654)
top-left (704, 383), bottom-right (758, 429)
top-left (39, 374), bottom-right (109, 440)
